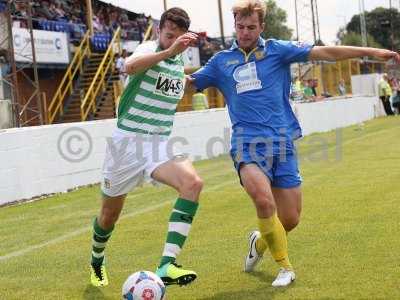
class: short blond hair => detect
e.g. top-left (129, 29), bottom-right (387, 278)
top-left (232, 0), bottom-right (267, 24)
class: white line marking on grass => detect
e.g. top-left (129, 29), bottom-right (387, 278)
top-left (0, 202), bottom-right (170, 262)
top-left (0, 180), bottom-right (235, 262)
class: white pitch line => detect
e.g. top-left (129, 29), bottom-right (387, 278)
top-left (0, 202), bottom-right (170, 262)
top-left (0, 180), bottom-right (235, 262)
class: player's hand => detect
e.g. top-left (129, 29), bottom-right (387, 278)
top-left (184, 75), bottom-right (196, 93)
top-left (167, 33), bottom-right (198, 57)
top-left (186, 75), bottom-right (195, 84)
top-left (370, 49), bottom-right (400, 64)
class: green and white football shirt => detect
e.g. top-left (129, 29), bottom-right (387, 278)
top-left (117, 41), bottom-right (186, 136)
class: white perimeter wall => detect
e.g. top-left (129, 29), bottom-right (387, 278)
top-left (0, 96), bottom-right (384, 205)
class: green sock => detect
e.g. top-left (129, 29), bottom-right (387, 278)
top-left (159, 198), bottom-right (199, 268)
top-left (91, 217), bottom-right (114, 267)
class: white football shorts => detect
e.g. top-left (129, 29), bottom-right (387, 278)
top-left (101, 129), bottom-right (174, 197)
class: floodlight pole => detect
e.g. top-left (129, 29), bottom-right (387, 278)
top-left (294, 0), bottom-right (300, 41)
top-left (315, 0), bottom-right (321, 43)
top-left (3, 0), bottom-right (20, 127)
top-left (217, 0), bottom-right (226, 48)
top-left (294, 0), bottom-right (301, 78)
top-left (359, 0), bottom-right (367, 47)
top-left (310, 0), bottom-right (317, 44)
top-left (26, 0), bottom-right (43, 125)
top-left (389, 0), bottom-right (394, 51)
top-left (86, 0), bottom-right (94, 36)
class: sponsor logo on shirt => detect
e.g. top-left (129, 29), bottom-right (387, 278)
top-left (226, 59), bottom-right (240, 66)
top-left (233, 62), bottom-right (262, 94)
top-left (154, 72), bottom-right (184, 98)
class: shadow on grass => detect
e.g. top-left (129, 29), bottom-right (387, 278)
top-left (198, 272), bottom-right (295, 300)
top-left (247, 271), bottom-right (275, 283)
top-left (82, 284), bottom-right (110, 300)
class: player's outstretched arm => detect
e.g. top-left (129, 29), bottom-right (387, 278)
top-left (309, 46), bottom-right (400, 64)
top-left (125, 32), bottom-right (198, 75)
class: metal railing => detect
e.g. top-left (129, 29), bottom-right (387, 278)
top-left (47, 30), bottom-right (91, 124)
top-left (143, 19), bottom-right (154, 42)
top-left (80, 27), bottom-right (121, 121)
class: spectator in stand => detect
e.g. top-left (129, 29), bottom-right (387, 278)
top-left (13, 1), bottom-right (28, 27)
top-left (311, 78), bottom-right (318, 97)
top-left (10, 0), bottom-right (151, 43)
top-left (51, 2), bottom-right (66, 21)
top-left (69, 15), bottom-right (85, 39)
top-left (120, 9), bottom-right (129, 23)
top-left (290, 77), bottom-right (303, 102)
top-left (293, 76), bottom-right (302, 92)
top-left (303, 80), bottom-right (314, 100)
top-left (71, 1), bottom-right (84, 23)
top-left (93, 15), bottom-right (104, 33)
top-left (116, 49), bottom-right (128, 84)
top-left (338, 78), bottom-right (346, 96)
top-left (379, 73), bottom-right (394, 115)
top-left (109, 9), bottom-right (120, 31)
top-left (389, 76), bottom-right (400, 114)
top-left (35, 0), bottom-right (55, 21)
top-left (14, 1), bottom-right (27, 16)
top-left (56, 0), bottom-right (69, 9)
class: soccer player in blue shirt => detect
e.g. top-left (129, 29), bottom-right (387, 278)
top-left (190, 0), bottom-right (400, 287)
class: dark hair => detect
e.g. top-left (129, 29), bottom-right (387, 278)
top-left (159, 7), bottom-right (190, 31)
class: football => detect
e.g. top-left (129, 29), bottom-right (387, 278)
top-left (122, 271), bottom-right (166, 300)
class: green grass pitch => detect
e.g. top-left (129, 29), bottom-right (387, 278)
top-left (0, 117), bottom-right (399, 299)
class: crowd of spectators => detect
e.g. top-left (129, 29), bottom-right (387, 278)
top-left (379, 73), bottom-right (400, 115)
top-left (9, 0), bottom-right (86, 40)
top-left (92, 1), bottom-right (149, 41)
top-left (290, 77), bottom-right (321, 101)
top-left (6, 0), bottom-right (150, 43)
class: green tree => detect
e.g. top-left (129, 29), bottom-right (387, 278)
top-left (344, 7), bottom-right (400, 50)
top-left (262, 0), bottom-right (293, 40)
top-left (337, 29), bottom-right (382, 48)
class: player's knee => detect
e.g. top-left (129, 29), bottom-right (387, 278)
top-left (180, 174), bottom-right (203, 194)
top-left (99, 208), bottom-right (120, 229)
top-left (281, 214), bottom-right (300, 232)
top-left (255, 199), bottom-right (276, 214)
top-left (252, 192), bottom-right (276, 215)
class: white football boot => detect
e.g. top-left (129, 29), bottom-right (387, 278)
top-left (244, 230), bottom-right (263, 272)
top-left (271, 268), bottom-right (296, 287)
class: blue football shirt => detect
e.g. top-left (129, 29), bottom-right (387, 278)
top-left (192, 38), bottom-right (313, 153)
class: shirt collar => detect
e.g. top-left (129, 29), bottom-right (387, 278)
top-left (230, 37), bottom-right (266, 50)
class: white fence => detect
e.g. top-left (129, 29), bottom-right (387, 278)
top-left (0, 95), bottom-right (384, 205)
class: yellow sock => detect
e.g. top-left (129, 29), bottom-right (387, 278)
top-left (258, 213), bottom-right (293, 270)
top-left (255, 234), bottom-right (268, 254)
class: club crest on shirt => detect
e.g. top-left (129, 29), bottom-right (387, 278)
top-left (104, 178), bottom-right (111, 189)
top-left (233, 62), bottom-right (262, 94)
top-left (154, 72), bottom-right (184, 99)
top-left (254, 50), bottom-right (265, 60)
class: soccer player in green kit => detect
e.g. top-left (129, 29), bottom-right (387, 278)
top-left (89, 8), bottom-right (201, 287)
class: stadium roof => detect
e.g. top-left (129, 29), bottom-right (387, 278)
top-left (97, 0), bottom-right (164, 17)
